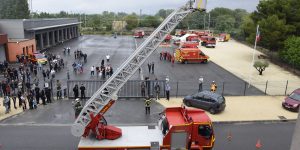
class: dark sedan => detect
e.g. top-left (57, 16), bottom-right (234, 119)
top-left (183, 91), bottom-right (226, 114)
top-left (282, 88), bottom-right (300, 112)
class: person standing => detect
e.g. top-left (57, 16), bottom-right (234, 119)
top-left (21, 94), bottom-right (26, 110)
top-left (56, 80), bottom-right (62, 100)
top-left (106, 54), bottom-right (110, 62)
top-left (73, 98), bottom-right (83, 118)
top-left (3, 96), bottom-right (10, 114)
top-left (141, 82), bottom-right (146, 97)
top-left (144, 96), bottom-right (152, 114)
top-left (147, 63), bottom-right (151, 74)
top-left (154, 82), bottom-right (160, 100)
top-left (35, 86), bottom-right (40, 104)
top-left (40, 89), bottom-right (46, 105)
top-left (73, 84), bottom-right (79, 99)
top-left (45, 87), bottom-right (51, 103)
top-left (165, 83), bottom-right (171, 101)
top-left (80, 84), bottom-right (86, 100)
top-left (151, 62), bottom-right (155, 74)
top-left (90, 66), bottom-right (95, 76)
top-left (42, 69), bottom-right (46, 81)
top-left (210, 81), bottom-right (217, 93)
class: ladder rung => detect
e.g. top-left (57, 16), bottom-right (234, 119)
top-left (115, 78), bottom-right (125, 83)
top-left (106, 86), bottom-right (117, 90)
top-left (92, 100), bottom-right (105, 106)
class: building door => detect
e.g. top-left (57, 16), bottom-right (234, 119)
top-left (0, 45), bottom-right (6, 61)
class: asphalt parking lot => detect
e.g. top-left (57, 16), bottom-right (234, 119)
top-left (45, 35), bottom-right (264, 97)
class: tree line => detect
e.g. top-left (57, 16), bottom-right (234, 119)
top-left (0, 0), bottom-right (299, 69)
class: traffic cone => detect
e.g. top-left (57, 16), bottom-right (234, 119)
top-left (256, 139), bottom-right (262, 149)
top-left (227, 131), bottom-right (232, 141)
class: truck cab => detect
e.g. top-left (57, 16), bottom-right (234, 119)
top-left (160, 107), bottom-right (215, 150)
top-left (200, 36), bottom-right (216, 48)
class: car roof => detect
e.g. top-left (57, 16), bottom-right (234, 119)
top-left (199, 91), bottom-right (222, 99)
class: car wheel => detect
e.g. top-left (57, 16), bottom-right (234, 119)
top-left (209, 108), bottom-right (216, 114)
top-left (184, 60), bottom-right (188, 64)
top-left (185, 101), bottom-right (191, 107)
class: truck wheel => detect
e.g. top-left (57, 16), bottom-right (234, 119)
top-left (184, 61), bottom-right (188, 64)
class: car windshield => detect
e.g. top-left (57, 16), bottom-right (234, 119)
top-left (34, 54), bottom-right (45, 59)
top-left (289, 93), bottom-right (300, 101)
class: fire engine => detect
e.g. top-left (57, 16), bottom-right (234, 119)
top-left (175, 43), bottom-right (209, 64)
top-left (133, 30), bottom-right (145, 38)
top-left (219, 33), bottom-right (230, 42)
top-left (200, 36), bottom-right (216, 48)
top-left (72, 0), bottom-right (214, 149)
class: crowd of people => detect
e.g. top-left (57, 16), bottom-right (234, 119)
top-left (89, 59), bottom-right (114, 80)
top-left (0, 50), bottom-right (67, 114)
top-left (160, 51), bottom-right (175, 66)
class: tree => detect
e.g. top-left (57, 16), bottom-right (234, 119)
top-left (124, 14), bottom-right (138, 30)
top-left (280, 36), bottom-right (300, 68)
top-left (258, 15), bottom-right (295, 51)
top-left (0, 0), bottom-right (30, 19)
top-left (253, 61), bottom-right (269, 75)
top-left (215, 15), bottom-right (235, 33)
top-left (15, 0), bottom-right (30, 19)
top-left (140, 16), bottom-right (161, 28)
top-left (155, 9), bottom-right (173, 19)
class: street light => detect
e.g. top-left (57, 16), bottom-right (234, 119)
top-left (199, 76), bottom-right (203, 92)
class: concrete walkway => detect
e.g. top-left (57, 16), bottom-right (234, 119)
top-left (201, 40), bottom-right (300, 95)
top-left (157, 96), bottom-right (298, 122)
top-left (0, 98), bottom-right (23, 121)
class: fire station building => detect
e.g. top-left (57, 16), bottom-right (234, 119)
top-left (0, 18), bottom-right (80, 62)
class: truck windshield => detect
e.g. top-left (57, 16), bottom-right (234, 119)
top-left (198, 125), bottom-right (212, 139)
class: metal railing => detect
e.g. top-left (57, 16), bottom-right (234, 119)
top-left (67, 80), bottom-right (299, 98)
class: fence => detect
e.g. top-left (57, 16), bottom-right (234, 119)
top-left (67, 80), bottom-right (300, 98)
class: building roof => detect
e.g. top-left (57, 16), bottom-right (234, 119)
top-left (25, 22), bottom-right (81, 31)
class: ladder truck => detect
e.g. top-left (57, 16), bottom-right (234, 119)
top-left (72, 0), bottom-right (214, 149)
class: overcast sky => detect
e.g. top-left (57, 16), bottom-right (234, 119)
top-left (31, 0), bottom-right (260, 14)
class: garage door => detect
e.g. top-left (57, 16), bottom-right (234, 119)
top-left (0, 45), bottom-right (6, 61)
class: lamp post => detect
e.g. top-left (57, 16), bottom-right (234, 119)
top-left (199, 76), bottom-right (203, 92)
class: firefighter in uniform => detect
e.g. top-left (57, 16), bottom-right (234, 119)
top-left (73, 98), bottom-right (83, 118)
top-left (210, 81), bottom-right (217, 93)
top-left (144, 96), bottom-right (152, 114)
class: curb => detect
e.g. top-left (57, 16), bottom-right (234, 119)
top-left (212, 119), bottom-right (297, 124)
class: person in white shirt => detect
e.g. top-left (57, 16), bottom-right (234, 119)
top-left (90, 66), bottom-right (95, 76)
top-left (106, 54), bottom-right (110, 62)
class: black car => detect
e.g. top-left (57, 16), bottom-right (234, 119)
top-left (183, 91), bottom-right (226, 114)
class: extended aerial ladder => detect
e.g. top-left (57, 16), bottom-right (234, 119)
top-left (71, 0), bottom-right (207, 139)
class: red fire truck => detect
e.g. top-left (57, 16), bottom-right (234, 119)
top-left (175, 46), bottom-right (209, 64)
top-left (200, 36), bottom-right (216, 48)
top-left (133, 30), bottom-right (145, 38)
top-left (219, 33), bottom-right (230, 42)
top-left (78, 106), bottom-right (215, 150)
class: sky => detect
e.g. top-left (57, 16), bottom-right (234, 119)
top-left (30, 0), bottom-right (260, 14)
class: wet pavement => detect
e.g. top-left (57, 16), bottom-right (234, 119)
top-left (0, 98), bottom-right (164, 125)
